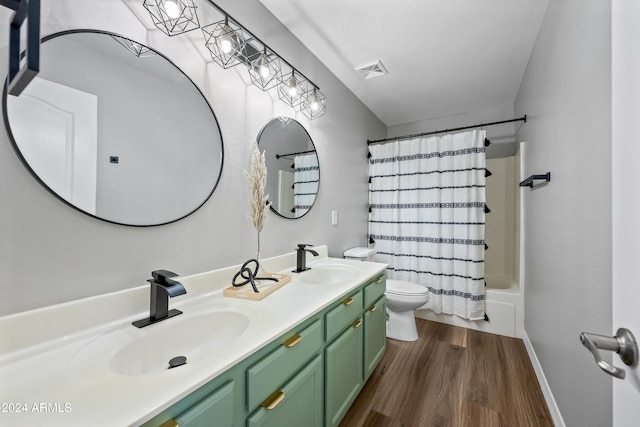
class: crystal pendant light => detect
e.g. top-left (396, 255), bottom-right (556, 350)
top-left (248, 48), bottom-right (281, 91)
top-left (143, 0), bottom-right (200, 36)
top-left (300, 87), bottom-right (327, 120)
top-left (202, 16), bottom-right (248, 68)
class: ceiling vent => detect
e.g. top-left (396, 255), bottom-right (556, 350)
top-left (356, 60), bottom-right (388, 80)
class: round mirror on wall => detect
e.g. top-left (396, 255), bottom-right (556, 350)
top-left (258, 117), bottom-right (319, 219)
top-left (3, 30), bottom-right (224, 226)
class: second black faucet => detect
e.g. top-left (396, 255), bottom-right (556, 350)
top-left (293, 244), bottom-right (319, 273)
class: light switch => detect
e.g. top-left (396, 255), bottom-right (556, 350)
top-left (331, 210), bottom-right (338, 226)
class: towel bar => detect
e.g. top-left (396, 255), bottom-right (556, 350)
top-left (519, 172), bottom-right (551, 188)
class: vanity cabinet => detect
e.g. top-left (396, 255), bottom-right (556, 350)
top-left (247, 355), bottom-right (323, 427)
top-left (364, 296), bottom-right (386, 378)
top-left (246, 320), bottom-right (322, 411)
top-left (325, 315), bottom-right (364, 427)
top-left (144, 272), bottom-right (387, 427)
top-left (158, 381), bottom-right (235, 427)
top-left (246, 320), bottom-right (323, 427)
top-left (324, 273), bottom-right (387, 427)
top-left (363, 275), bottom-right (387, 379)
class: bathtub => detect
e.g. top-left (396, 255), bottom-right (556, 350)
top-left (415, 273), bottom-right (523, 338)
top-left (486, 274), bottom-right (518, 291)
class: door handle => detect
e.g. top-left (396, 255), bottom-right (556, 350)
top-left (579, 328), bottom-right (638, 379)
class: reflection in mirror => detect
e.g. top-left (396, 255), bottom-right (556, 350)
top-left (3, 31), bottom-right (224, 226)
top-left (258, 117), bottom-right (319, 219)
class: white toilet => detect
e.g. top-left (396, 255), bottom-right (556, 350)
top-left (384, 280), bottom-right (429, 341)
top-left (343, 248), bottom-right (430, 342)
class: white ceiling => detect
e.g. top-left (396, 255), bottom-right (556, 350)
top-left (258, 0), bottom-right (550, 127)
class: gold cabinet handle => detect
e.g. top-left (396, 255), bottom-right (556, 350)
top-left (368, 305), bottom-right (377, 312)
top-left (261, 390), bottom-right (285, 410)
top-left (375, 277), bottom-right (383, 283)
top-left (159, 420), bottom-right (179, 427)
top-left (343, 297), bottom-right (354, 306)
top-left (283, 334), bottom-right (302, 348)
top-left (352, 319), bottom-right (362, 328)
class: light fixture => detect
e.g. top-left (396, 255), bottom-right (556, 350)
top-left (300, 87), bottom-right (327, 120)
top-left (143, 0), bottom-right (200, 36)
top-left (144, 0), bottom-right (327, 119)
top-left (248, 48), bottom-right (281, 91)
top-left (202, 16), bottom-right (248, 68)
top-left (112, 36), bottom-right (155, 58)
top-left (277, 70), bottom-right (308, 107)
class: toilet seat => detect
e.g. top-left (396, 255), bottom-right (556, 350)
top-left (386, 280), bottom-right (429, 297)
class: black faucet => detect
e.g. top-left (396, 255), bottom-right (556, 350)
top-left (132, 270), bottom-right (186, 328)
top-left (293, 244), bottom-right (319, 273)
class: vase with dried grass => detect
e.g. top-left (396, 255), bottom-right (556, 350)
top-left (245, 142), bottom-right (271, 267)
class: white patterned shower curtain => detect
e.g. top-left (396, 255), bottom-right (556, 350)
top-left (293, 153), bottom-right (319, 217)
top-left (368, 129), bottom-right (486, 320)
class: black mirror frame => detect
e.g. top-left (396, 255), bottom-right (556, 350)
top-left (2, 29), bottom-right (225, 227)
top-left (257, 117), bottom-right (319, 220)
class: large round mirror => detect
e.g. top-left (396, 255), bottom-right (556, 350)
top-left (3, 30), bottom-right (223, 226)
top-left (258, 117), bottom-right (319, 219)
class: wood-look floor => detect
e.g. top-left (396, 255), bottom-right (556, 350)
top-left (340, 319), bottom-right (554, 427)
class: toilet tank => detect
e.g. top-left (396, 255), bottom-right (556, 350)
top-left (343, 247), bottom-right (376, 261)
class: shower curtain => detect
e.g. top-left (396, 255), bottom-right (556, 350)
top-left (368, 129), bottom-right (486, 320)
top-left (293, 153), bottom-right (319, 217)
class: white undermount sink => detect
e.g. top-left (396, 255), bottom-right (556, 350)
top-left (68, 299), bottom-right (263, 377)
top-left (298, 263), bottom-right (360, 285)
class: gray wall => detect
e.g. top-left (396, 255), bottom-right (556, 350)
top-left (0, 0), bottom-right (385, 315)
top-left (515, 0), bottom-right (612, 425)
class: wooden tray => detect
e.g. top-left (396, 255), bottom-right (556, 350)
top-left (223, 273), bottom-right (291, 301)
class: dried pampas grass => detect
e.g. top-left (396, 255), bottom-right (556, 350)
top-left (245, 142), bottom-right (271, 260)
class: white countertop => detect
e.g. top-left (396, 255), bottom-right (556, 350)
top-left (0, 247), bottom-right (386, 426)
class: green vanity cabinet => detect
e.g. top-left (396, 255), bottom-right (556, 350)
top-left (325, 273), bottom-right (387, 427)
top-left (143, 271), bottom-right (388, 427)
top-left (364, 296), bottom-right (386, 379)
top-left (156, 380), bottom-right (236, 427)
top-left (363, 274), bottom-right (386, 308)
top-left (325, 315), bottom-right (364, 427)
top-left (363, 274), bottom-right (387, 380)
top-left (247, 355), bottom-right (323, 427)
top-left (325, 291), bottom-right (363, 341)
top-left (246, 320), bottom-right (322, 411)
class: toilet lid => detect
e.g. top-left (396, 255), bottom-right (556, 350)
top-left (343, 247), bottom-right (376, 258)
top-left (386, 280), bottom-right (429, 296)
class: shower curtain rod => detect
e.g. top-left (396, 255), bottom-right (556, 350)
top-left (366, 115), bottom-right (527, 145)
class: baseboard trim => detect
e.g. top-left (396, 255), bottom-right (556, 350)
top-left (522, 330), bottom-right (566, 427)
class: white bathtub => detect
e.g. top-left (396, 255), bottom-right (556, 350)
top-left (415, 273), bottom-right (523, 338)
top-left (485, 274), bottom-right (518, 291)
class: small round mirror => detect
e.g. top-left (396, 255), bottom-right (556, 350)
top-left (257, 117), bottom-right (319, 219)
top-left (3, 31), bottom-right (224, 226)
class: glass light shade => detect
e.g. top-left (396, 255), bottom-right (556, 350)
top-left (248, 50), bottom-right (282, 91)
top-left (277, 71), bottom-right (308, 107)
top-left (300, 89), bottom-right (327, 120)
top-left (202, 18), bottom-right (248, 69)
top-left (143, 0), bottom-right (200, 36)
